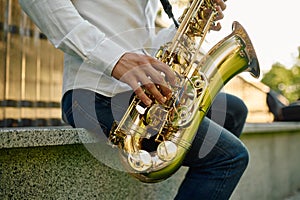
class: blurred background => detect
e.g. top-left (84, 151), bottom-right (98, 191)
top-left (0, 0), bottom-right (64, 127)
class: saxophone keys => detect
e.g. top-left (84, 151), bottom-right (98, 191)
top-left (157, 141), bottom-right (178, 161)
top-left (128, 150), bottom-right (152, 172)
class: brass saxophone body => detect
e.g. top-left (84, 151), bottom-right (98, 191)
top-left (109, 0), bottom-right (260, 183)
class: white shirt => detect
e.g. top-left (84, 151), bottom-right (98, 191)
top-left (19, 0), bottom-right (174, 97)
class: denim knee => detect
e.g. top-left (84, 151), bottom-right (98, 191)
top-left (206, 93), bottom-right (248, 137)
top-left (229, 94), bottom-right (248, 123)
top-left (226, 94), bottom-right (248, 137)
top-left (234, 141), bottom-right (249, 172)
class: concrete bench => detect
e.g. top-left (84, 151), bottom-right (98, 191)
top-left (1, 122), bottom-right (300, 199)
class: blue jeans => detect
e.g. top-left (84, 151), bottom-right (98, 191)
top-left (62, 89), bottom-right (249, 200)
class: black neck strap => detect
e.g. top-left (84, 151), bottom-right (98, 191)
top-left (159, 0), bottom-right (179, 28)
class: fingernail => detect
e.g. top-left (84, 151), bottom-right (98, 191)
top-left (160, 97), bottom-right (167, 104)
top-left (146, 99), bottom-right (152, 106)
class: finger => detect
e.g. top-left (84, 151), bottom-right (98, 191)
top-left (214, 0), bottom-right (226, 11)
top-left (143, 66), bottom-right (172, 99)
top-left (143, 82), bottom-right (167, 105)
top-left (134, 86), bottom-right (153, 106)
top-left (137, 71), bottom-right (167, 104)
top-left (148, 57), bottom-right (176, 86)
top-left (215, 6), bottom-right (224, 21)
top-left (131, 70), bottom-right (167, 105)
top-left (157, 83), bottom-right (172, 100)
top-left (211, 22), bottom-right (222, 31)
top-left (128, 77), bottom-right (154, 106)
top-left (117, 67), bottom-right (152, 106)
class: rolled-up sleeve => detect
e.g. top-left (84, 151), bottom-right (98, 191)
top-left (19, 0), bottom-right (126, 76)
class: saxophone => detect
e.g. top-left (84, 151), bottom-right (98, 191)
top-left (109, 0), bottom-right (260, 183)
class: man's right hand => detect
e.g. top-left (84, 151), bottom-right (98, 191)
top-left (112, 52), bottom-right (176, 106)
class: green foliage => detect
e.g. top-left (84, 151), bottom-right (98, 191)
top-left (261, 63), bottom-right (300, 102)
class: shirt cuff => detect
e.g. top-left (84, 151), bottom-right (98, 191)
top-left (87, 37), bottom-right (127, 76)
top-left (60, 20), bottom-right (126, 76)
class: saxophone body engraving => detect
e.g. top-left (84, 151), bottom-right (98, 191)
top-left (109, 0), bottom-right (260, 183)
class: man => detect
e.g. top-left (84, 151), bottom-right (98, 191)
top-left (19, 0), bottom-right (249, 199)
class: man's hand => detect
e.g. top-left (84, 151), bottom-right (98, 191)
top-left (112, 52), bottom-right (176, 106)
top-left (210, 0), bottom-right (227, 31)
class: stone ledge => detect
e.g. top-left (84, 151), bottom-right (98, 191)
top-left (243, 122), bottom-right (300, 134)
top-left (0, 126), bottom-right (84, 149)
top-left (1, 122), bottom-right (300, 149)
top-left (1, 122), bottom-right (300, 199)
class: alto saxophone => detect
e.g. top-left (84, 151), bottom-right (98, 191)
top-left (109, 0), bottom-right (260, 183)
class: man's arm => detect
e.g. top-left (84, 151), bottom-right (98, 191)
top-left (19, 0), bottom-right (126, 76)
top-left (19, 0), bottom-right (175, 105)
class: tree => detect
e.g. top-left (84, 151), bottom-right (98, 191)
top-left (261, 48), bottom-right (300, 103)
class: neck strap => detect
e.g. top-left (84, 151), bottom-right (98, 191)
top-left (159, 0), bottom-right (179, 28)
